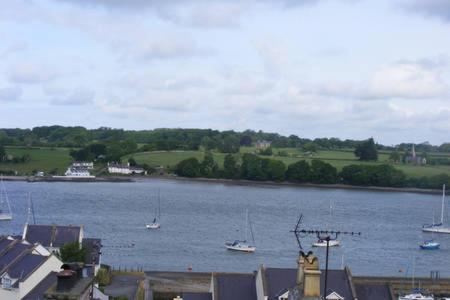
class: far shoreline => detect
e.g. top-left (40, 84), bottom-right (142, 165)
top-left (1, 174), bottom-right (444, 195)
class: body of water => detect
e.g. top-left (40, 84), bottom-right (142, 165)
top-left (0, 179), bottom-right (448, 277)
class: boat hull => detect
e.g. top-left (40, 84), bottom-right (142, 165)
top-left (420, 243), bottom-right (440, 250)
top-left (0, 214), bottom-right (12, 221)
top-left (422, 227), bottom-right (450, 234)
top-left (398, 294), bottom-right (434, 300)
top-left (312, 240), bottom-right (340, 247)
top-left (146, 223), bottom-right (160, 229)
top-left (225, 245), bottom-right (256, 253)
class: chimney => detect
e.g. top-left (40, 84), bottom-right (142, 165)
top-left (302, 253), bottom-right (321, 298)
top-left (296, 253), bottom-right (305, 288)
top-left (56, 263), bottom-right (83, 292)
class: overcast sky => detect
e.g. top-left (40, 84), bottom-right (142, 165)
top-left (1, 0), bottom-right (449, 145)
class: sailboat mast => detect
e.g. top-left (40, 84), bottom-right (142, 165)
top-left (245, 209), bottom-right (248, 242)
top-left (441, 184), bottom-right (445, 224)
top-left (1, 176), bottom-right (12, 217)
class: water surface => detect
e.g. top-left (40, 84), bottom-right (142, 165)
top-left (0, 179), bottom-right (448, 277)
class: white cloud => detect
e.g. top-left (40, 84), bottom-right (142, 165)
top-left (0, 86), bottom-right (22, 102)
top-left (50, 88), bottom-right (95, 105)
top-left (401, 0), bottom-right (450, 22)
top-left (8, 63), bottom-right (57, 84)
top-left (315, 60), bottom-right (448, 100)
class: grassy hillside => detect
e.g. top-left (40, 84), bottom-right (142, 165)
top-left (0, 146), bottom-right (73, 175)
top-left (126, 147), bottom-right (450, 178)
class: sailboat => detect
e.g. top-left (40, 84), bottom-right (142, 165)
top-left (0, 175), bottom-right (12, 221)
top-left (313, 199), bottom-right (340, 247)
top-left (399, 257), bottom-right (434, 300)
top-left (419, 240), bottom-right (440, 250)
top-left (225, 209), bottom-right (256, 253)
top-left (146, 190), bottom-right (161, 229)
top-left (422, 184), bottom-right (450, 234)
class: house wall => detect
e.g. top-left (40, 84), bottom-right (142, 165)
top-left (0, 287), bottom-right (19, 300)
top-left (18, 255), bottom-right (62, 299)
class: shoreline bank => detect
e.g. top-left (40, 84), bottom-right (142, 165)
top-left (1, 174), bottom-right (444, 195)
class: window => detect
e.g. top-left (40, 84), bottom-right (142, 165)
top-left (2, 277), bottom-right (12, 289)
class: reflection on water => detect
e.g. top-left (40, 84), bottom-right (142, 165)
top-left (0, 179), bottom-right (448, 276)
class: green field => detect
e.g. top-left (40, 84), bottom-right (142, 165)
top-left (2, 145), bottom-right (450, 179)
top-left (0, 146), bottom-right (73, 175)
top-left (126, 147), bottom-right (450, 178)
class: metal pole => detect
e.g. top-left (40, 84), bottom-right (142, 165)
top-left (324, 237), bottom-right (330, 298)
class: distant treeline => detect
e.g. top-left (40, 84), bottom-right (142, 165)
top-left (1, 125), bottom-right (449, 152)
top-left (174, 153), bottom-right (450, 190)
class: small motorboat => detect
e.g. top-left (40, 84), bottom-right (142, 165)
top-left (225, 240), bottom-right (256, 253)
top-left (419, 240), bottom-right (440, 250)
top-left (312, 239), bottom-right (340, 247)
top-left (398, 292), bottom-right (434, 300)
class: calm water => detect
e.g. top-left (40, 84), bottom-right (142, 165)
top-left (0, 179), bottom-right (449, 277)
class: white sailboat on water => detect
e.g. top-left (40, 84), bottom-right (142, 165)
top-left (313, 199), bottom-right (340, 247)
top-left (146, 190), bottom-right (161, 230)
top-left (422, 184), bottom-right (450, 234)
top-left (225, 209), bottom-right (256, 253)
top-left (0, 175), bottom-right (12, 221)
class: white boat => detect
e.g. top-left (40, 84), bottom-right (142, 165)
top-left (423, 184), bottom-right (450, 234)
top-left (398, 293), bottom-right (434, 300)
top-left (312, 199), bottom-right (340, 247)
top-left (0, 175), bottom-right (12, 221)
top-left (146, 190), bottom-right (161, 230)
top-left (225, 209), bottom-right (256, 253)
top-left (313, 239), bottom-right (340, 247)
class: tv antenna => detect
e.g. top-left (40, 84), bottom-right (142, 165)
top-left (290, 214), bottom-right (361, 299)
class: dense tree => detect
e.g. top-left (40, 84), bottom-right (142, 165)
top-left (200, 136), bottom-right (216, 151)
top-left (389, 151), bottom-right (401, 163)
top-left (285, 160), bottom-right (311, 182)
top-left (223, 154), bottom-right (240, 179)
top-left (264, 159), bottom-right (286, 181)
top-left (128, 157), bottom-right (137, 166)
top-left (240, 153), bottom-right (267, 181)
top-left (59, 242), bottom-right (87, 263)
top-left (303, 142), bottom-right (318, 153)
top-left (200, 151), bottom-right (218, 178)
top-left (354, 138), bottom-right (378, 161)
top-left (340, 164), bottom-right (406, 187)
top-left (240, 135), bottom-right (252, 146)
top-left (175, 157), bottom-right (201, 177)
top-left (310, 159), bottom-right (338, 184)
top-left (217, 135), bottom-right (240, 153)
top-left (259, 147), bottom-right (273, 156)
top-left (0, 145), bottom-right (5, 161)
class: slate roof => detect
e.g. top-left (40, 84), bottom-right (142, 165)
top-left (320, 270), bottom-right (354, 300)
top-left (0, 237), bottom-right (16, 253)
top-left (215, 273), bottom-right (257, 300)
top-left (0, 241), bottom-right (33, 270)
top-left (182, 292), bottom-right (213, 300)
top-left (262, 268), bottom-right (354, 300)
top-left (24, 225), bottom-right (81, 247)
top-left (82, 238), bottom-right (102, 265)
top-left (22, 271), bottom-right (57, 300)
top-left (8, 253), bottom-right (46, 279)
top-left (265, 268), bottom-right (297, 299)
top-left (354, 283), bottom-right (393, 300)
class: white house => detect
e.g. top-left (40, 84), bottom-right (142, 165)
top-left (255, 140), bottom-right (272, 150)
top-left (107, 162), bottom-right (146, 175)
top-left (0, 236), bottom-right (63, 300)
top-left (64, 167), bottom-right (95, 178)
top-left (72, 161), bottom-right (94, 169)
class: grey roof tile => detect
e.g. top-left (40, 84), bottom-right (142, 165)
top-left (7, 253), bottom-right (46, 279)
top-left (216, 273), bottom-right (257, 300)
top-left (355, 283), bottom-right (393, 300)
top-left (265, 268), bottom-right (297, 299)
top-left (0, 242), bottom-right (33, 271)
top-left (25, 225), bottom-right (81, 247)
top-left (82, 238), bottom-right (102, 265)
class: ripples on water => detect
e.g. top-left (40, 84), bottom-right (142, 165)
top-left (0, 179), bottom-right (449, 277)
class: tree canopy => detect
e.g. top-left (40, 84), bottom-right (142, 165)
top-left (354, 138), bottom-right (378, 161)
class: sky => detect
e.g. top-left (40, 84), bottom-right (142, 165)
top-left (0, 0), bottom-right (450, 145)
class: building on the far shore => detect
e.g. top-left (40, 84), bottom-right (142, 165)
top-left (404, 144), bottom-right (426, 165)
top-left (107, 162), bottom-right (146, 175)
top-left (255, 140), bottom-right (272, 150)
top-left (71, 162), bottom-right (94, 169)
top-left (63, 166), bottom-right (94, 178)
